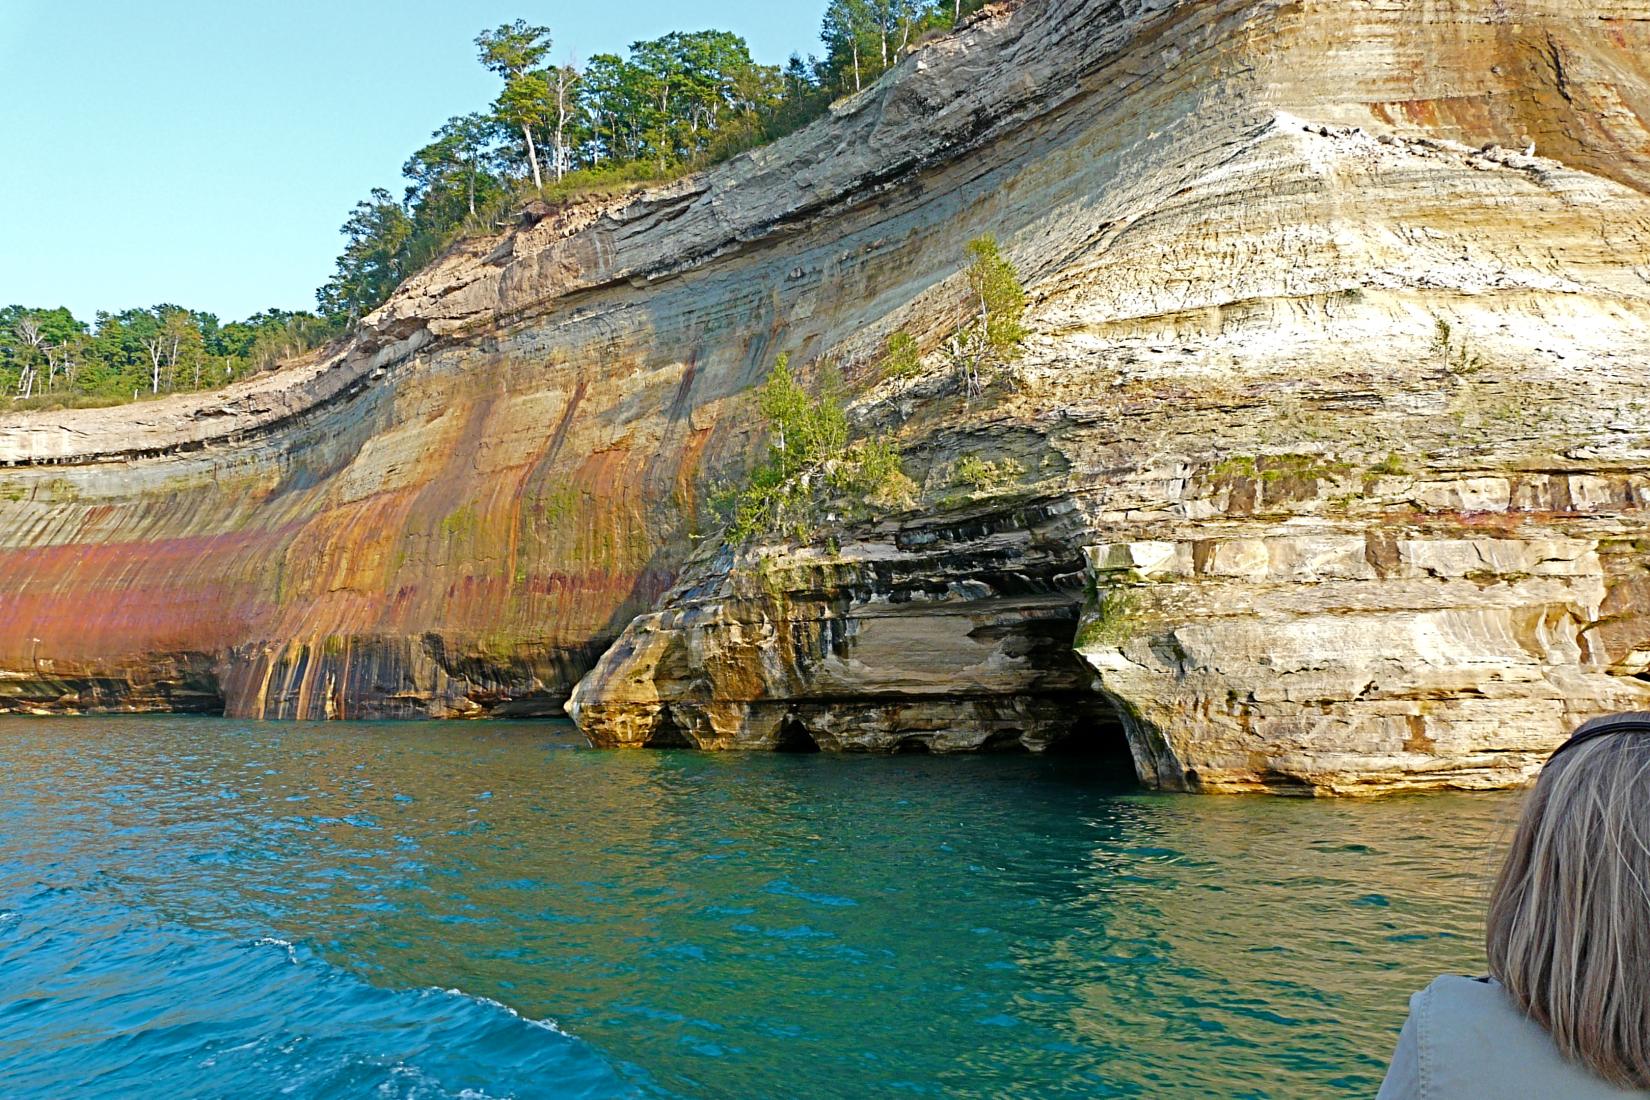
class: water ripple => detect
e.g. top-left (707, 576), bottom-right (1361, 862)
top-left (0, 716), bottom-right (1512, 1098)
top-left (0, 888), bottom-right (642, 1098)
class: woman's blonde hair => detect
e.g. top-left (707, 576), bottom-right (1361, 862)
top-left (1486, 729), bottom-right (1650, 1088)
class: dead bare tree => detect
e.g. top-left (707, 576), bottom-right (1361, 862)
top-left (13, 317), bottom-right (45, 399)
top-left (553, 61), bottom-right (580, 182)
top-left (142, 333), bottom-right (166, 394)
top-left (14, 359), bottom-right (36, 399)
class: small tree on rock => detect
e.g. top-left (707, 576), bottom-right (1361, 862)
top-left (948, 234), bottom-right (1027, 398)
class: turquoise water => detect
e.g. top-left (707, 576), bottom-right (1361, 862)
top-left (0, 717), bottom-right (1512, 1098)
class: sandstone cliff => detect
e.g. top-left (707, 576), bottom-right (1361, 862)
top-left (5, 0), bottom-right (1650, 793)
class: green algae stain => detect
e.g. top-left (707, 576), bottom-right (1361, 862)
top-left (1370, 452), bottom-right (1410, 476)
top-left (440, 505), bottom-right (478, 539)
top-left (1076, 587), bottom-right (1138, 650)
top-left (1210, 453), bottom-right (1353, 484)
top-left (534, 487), bottom-right (582, 525)
top-left (41, 479), bottom-right (81, 504)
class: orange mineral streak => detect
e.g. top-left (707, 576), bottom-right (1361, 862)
top-left (0, 529), bottom-right (279, 662)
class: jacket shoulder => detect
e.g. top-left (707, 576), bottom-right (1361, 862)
top-left (1413, 975), bottom-right (1650, 1099)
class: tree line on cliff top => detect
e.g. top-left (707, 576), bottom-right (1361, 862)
top-left (1, 1), bottom-right (990, 412)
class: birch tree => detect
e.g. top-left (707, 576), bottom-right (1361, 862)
top-left (476, 21), bottom-right (554, 189)
top-left (552, 63), bottom-right (580, 180)
top-left (142, 331), bottom-right (165, 394)
top-left (822, 0), bottom-right (874, 92)
top-left (17, 317), bottom-right (47, 397)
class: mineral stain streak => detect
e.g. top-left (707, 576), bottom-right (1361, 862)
top-left (5, 0), bottom-right (1650, 793)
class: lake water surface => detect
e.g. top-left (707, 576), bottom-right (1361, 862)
top-left (0, 717), bottom-right (1513, 1097)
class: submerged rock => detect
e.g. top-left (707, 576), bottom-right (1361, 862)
top-left (5, 0), bottom-right (1650, 792)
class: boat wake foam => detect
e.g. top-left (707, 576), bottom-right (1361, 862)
top-left (0, 886), bottom-right (656, 1098)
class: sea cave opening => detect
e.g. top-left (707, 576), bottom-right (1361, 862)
top-left (982, 730), bottom-right (1032, 754)
top-left (643, 709), bottom-right (694, 749)
top-left (774, 715), bottom-right (822, 754)
top-left (1035, 696), bottom-right (1140, 783)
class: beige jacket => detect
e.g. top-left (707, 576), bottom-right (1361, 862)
top-left (1378, 975), bottom-right (1650, 1099)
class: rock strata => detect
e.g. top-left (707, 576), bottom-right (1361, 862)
top-left (568, 499), bottom-right (1118, 755)
top-left (6, 0), bottom-right (1650, 792)
top-left (570, 0), bottom-right (1650, 791)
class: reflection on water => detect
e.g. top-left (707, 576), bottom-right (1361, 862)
top-left (0, 717), bottom-right (1514, 1098)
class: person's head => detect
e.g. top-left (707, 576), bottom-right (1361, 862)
top-left (1486, 713), bottom-right (1650, 1088)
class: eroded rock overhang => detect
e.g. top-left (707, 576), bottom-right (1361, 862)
top-left (567, 496), bottom-right (1125, 758)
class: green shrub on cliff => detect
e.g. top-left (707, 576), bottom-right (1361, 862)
top-left (717, 355), bottom-right (844, 542)
top-left (874, 235), bottom-right (1026, 394)
top-left (947, 235), bottom-right (1028, 398)
top-left (718, 355), bottom-right (914, 543)
top-left (716, 233), bottom-right (1030, 543)
top-left (879, 331), bottom-right (923, 380)
top-left (966, 235), bottom-right (1028, 353)
top-left (1431, 316), bottom-right (1486, 376)
top-left (831, 439), bottom-right (919, 510)
top-left (759, 355), bottom-right (849, 469)
top-left (951, 453), bottom-right (1025, 492)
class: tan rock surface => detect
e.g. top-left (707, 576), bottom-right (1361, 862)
top-left (571, 0), bottom-right (1650, 790)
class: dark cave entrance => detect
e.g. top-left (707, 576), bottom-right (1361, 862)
top-left (964, 599), bottom-right (1143, 782)
top-left (643, 708), bottom-right (694, 749)
top-left (774, 715), bottom-right (822, 753)
top-left (981, 730), bottom-right (1031, 754)
top-left (1014, 695), bottom-right (1142, 788)
top-left (1043, 702), bottom-right (1138, 769)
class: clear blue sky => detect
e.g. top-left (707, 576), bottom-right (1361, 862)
top-left (0, 1), bottom-right (825, 323)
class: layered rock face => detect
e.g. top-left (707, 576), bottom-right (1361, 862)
top-left (2, 0), bottom-right (1097, 719)
top-left (571, 0), bottom-right (1650, 791)
top-left (6, 0), bottom-right (1650, 792)
top-left (569, 500), bottom-right (1118, 755)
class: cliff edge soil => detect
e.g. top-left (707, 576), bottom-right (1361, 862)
top-left (5, 0), bottom-right (1650, 792)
